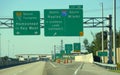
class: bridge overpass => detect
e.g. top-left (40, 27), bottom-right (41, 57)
top-left (15, 54), bottom-right (52, 61)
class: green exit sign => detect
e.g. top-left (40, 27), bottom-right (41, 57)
top-left (44, 9), bottom-right (83, 36)
top-left (74, 43), bottom-right (81, 52)
top-left (69, 5), bottom-right (83, 9)
top-left (13, 11), bottom-right (40, 35)
top-left (98, 51), bottom-right (114, 56)
top-left (65, 44), bottom-right (72, 55)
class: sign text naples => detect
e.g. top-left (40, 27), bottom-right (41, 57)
top-left (44, 9), bottom-right (83, 36)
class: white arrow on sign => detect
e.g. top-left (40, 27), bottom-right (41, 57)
top-left (53, 32), bottom-right (57, 36)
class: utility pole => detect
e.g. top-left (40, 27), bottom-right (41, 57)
top-left (8, 40), bottom-right (10, 57)
top-left (54, 45), bottom-right (56, 60)
top-left (61, 40), bottom-right (63, 51)
top-left (51, 50), bottom-right (53, 57)
top-left (12, 44), bottom-right (15, 58)
top-left (113, 0), bottom-right (117, 64)
top-left (101, 2), bottom-right (104, 63)
top-left (0, 33), bottom-right (1, 57)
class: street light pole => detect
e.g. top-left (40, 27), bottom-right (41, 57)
top-left (0, 33), bottom-right (1, 57)
top-left (8, 40), bottom-right (10, 57)
top-left (113, 0), bottom-right (117, 64)
top-left (54, 45), bottom-right (56, 60)
top-left (101, 2), bottom-right (104, 63)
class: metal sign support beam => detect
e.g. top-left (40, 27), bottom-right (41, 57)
top-left (107, 15), bottom-right (113, 64)
top-left (0, 17), bottom-right (109, 29)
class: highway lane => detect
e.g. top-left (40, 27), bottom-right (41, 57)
top-left (44, 62), bottom-right (84, 75)
top-left (0, 61), bottom-right (46, 75)
top-left (0, 61), bottom-right (119, 75)
top-left (44, 62), bottom-right (120, 75)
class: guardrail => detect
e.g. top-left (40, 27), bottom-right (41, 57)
top-left (94, 62), bottom-right (118, 70)
top-left (0, 60), bottom-right (40, 69)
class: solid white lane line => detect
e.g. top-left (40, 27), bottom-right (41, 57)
top-left (73, 63), bottom-right (83, 75)
top-left (50, 62), bottom-right (56, 68)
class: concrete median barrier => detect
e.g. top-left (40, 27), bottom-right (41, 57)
top-left (75, 53), bottom-right (94, 63)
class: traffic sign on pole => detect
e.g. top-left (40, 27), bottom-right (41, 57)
top-left (98, 52), bottom-right (107, 56)
top-left (65, 44), bottom-right (72, 51)
top-left (98, 52), bottom-right (113, 56)
top-left (55, 53), bottom-right (62, 59)
top-left (74, 43), bottom-right (81, 52)
top-left (65, 44), bottom-right (72, 54)
top-left (44, 9), bottom-right (83, 36)
top-left (13, 11), bottom-right (40, 35)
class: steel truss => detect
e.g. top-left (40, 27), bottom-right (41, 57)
top-left (0, 17), bottom-right (110, 29)
top-left (0, 15), bottom-right (113, 64)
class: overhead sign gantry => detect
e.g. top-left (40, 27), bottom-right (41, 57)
top-left (0, 5), bottom-right (114, 64)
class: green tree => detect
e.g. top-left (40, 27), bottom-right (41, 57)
top-left (84, 31), bottom-right (108, 55)
top-left (83, 38), bottom-right (89, 48)
top-left (116, 30), bottom-right (120, 47)
top-left (84, 30), bottom-right (120, 56)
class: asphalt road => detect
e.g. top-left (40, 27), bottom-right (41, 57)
top-left (0, 61), bottom-right (45, 75)
top-left (44, 62), bottom-right (120, 75)
top-left (44, 62), bottom-right (81, 75)
top-left (0, 61), bottom-right (119, 75)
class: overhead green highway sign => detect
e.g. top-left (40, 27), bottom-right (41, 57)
top-left (69, 5), bottom-right (83, 9)
top-left (65, 44), bottom-right (72, 54)
top-left (55, 53), bottom-right (63, 59)
top-left (44, 9), bottom-right (83, 36)
top-left (13, 11), bottom-right (40, 35)
top-left (74, 43), bottom-right (81, 52)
